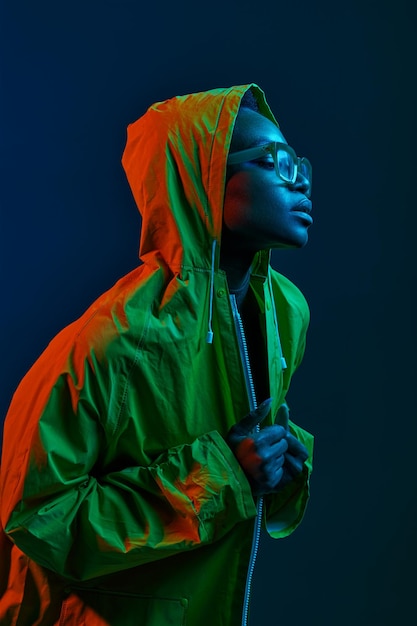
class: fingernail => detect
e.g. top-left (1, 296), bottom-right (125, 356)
top-left (259, 397), bottom-right (273, 410)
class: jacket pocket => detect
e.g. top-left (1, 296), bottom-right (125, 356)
top-left (59, 588), bottom-right (188, 626)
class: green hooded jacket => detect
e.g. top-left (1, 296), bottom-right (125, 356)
top-left (0, 84), bottom-right (314, 626)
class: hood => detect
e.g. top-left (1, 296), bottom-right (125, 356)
top-left (121, 84), bottom-right (278, 274)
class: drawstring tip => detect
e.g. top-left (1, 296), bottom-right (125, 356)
top-left (281, 356), bottom-right (287, 369)
top-left (206, 239), bottom-right (217, 346)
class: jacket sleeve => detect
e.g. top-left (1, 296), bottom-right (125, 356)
top-left (264, 274), bottom-right (314, 537)
top-left (1, 361), bottom-right (257, 582)
top-left (264, 419), bottom-right (314, 538)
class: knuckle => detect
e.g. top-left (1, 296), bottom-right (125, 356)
top-left (281, 439), bottom-right (289, 453)
top-left (276, 451), bottom-right (286, 464)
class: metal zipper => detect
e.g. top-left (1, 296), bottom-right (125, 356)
top-left (230, 294), bottom-right (263, 626)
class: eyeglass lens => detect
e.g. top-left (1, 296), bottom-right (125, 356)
top-left (277, 148), bottom-right (311, 185)
top-left (277, 149), bottom-right (294, 182)
top-left (299, 160), bottom-right (310, 181)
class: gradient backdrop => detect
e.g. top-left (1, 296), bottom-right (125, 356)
top-left (1, 1), bottom-right (416, 624)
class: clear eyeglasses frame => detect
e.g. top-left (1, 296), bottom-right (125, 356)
top-left (227, 141), bottom-right (312, 197)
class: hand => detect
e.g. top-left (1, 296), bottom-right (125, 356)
top-left (226, 398), bottom-right (289, 496)
top-left (226, 400), bottom-right (309, 496)
top-left (276, 403), bottom-right (309, 489)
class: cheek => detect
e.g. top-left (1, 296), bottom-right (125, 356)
top-left (223, 172), bottom-right (254, 229)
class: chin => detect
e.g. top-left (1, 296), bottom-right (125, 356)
top-left (290, 228), bottom-right (310, 248)
top-left (273, 234), bottom-right (309, 250)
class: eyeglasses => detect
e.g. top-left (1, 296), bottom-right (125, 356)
top-left (227, 141), bottom-right (312, 197)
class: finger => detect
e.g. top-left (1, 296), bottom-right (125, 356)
top-left (255, 424), bottom-right (288, 446)
top-left (268, 464), bottom-right (285, 491)
top-left (285, 434), bottom-right (309, 461)
top-left (272, 466), bottom-right (285, 490)
top-left (274, 403), bottom-right (290, 431)
top-left (256, 435), bottom-right (288, 460)
top-left (254, 465), bottom-right (284, 495)
top-left (284, 451), bottom-right (305, 477)
top-left (262, 452), bottom-right (286, 474)
top-left (235, 397), bottom-right (273, 435)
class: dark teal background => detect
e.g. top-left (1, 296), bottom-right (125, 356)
top-left (1, 1), bottom-right (416, 624)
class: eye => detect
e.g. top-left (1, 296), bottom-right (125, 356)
top-left (253, 158), bottom-right (275, 170)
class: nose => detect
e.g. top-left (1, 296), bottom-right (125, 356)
top-left (291, 172), bottom-right (311, 198)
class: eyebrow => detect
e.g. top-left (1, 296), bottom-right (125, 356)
top-left (244, 137), bottom-right (289, 151)
top-left (247, 136), bottom-right (274, 148)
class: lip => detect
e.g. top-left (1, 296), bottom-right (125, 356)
top-left (291, 210), bottom-right (313, 225)
top-left (292, 198), bottom-right (312, 214)
top-left (291, 198), bottom-right (313, 225)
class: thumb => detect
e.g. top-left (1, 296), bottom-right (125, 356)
top-left (236, 397), bottom-right (273, 435)
top-left (275, 402), bottom-right (290, 432)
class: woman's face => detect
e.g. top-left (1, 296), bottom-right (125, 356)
top-left (222, 108), bottom-right (312, 256)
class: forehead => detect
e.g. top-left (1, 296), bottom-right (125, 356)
top-left (230, 108), bottom-right (286, 151)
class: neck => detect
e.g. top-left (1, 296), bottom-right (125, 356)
top-left (220, 249), bottom-right (254, 308)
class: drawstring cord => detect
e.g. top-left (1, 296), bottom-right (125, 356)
top-left (206, 244), bottom-right (285, 359)
top-left (206, 239), bottom-right (217, 344)
top-left (267, 268), bottom-right (287, 370)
